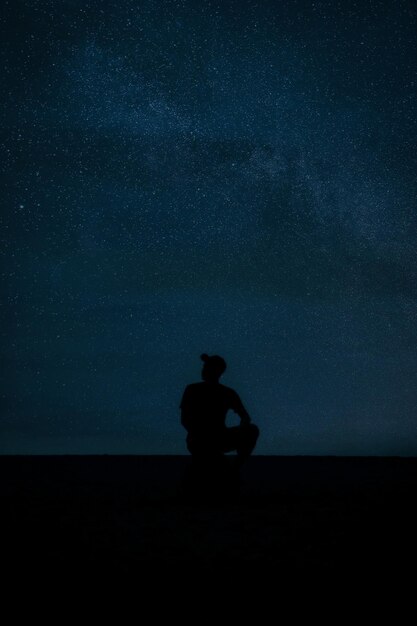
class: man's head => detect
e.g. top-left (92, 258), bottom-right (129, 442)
top-left (200, 353), bottom-right (226, 382)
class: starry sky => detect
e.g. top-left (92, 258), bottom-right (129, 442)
top-left (1, 0), bottom-right (417, 455)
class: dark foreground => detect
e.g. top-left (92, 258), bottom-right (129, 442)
top-left (2, 456), bottom-right (416, 575)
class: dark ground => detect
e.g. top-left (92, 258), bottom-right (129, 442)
top-left (2, 456), bottom-right (416, 576)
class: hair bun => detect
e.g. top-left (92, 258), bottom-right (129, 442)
top-left (200, 353), bottom-right (209, 362)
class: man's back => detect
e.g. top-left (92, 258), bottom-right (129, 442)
top-left (180, 381), bottom-right (245, 436)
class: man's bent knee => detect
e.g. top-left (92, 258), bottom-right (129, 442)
top-left (240, 423), bottom-right (259, 449)
top-left (243, 423), bottom-right (259, 440)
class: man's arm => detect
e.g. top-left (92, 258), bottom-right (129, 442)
top-left (180, 386), bottom-right (193, 432)
top-left (231, 391), bottom-right (251, 425)
top-left (181, 407), bottom-right (193, 431)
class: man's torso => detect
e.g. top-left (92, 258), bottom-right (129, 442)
top-left (180, 382), bottom-right (240, 435)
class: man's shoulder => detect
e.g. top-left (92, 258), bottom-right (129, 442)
top-left (184, 382), bottom-right (237, 395)
top-left (182, 382), bottom-right (205, 396)
top-left (185, 382), bottom-right (205, 390)
top-left (218, 383), bottom-right (239, 397)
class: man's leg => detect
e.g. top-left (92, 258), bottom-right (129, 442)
top-left (223, 423), bottom-right (259, 465)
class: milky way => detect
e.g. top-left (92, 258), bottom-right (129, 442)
top-left (1, 0), bottom-right (417, 454)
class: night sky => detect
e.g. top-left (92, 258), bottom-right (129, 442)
top-left (1, 0), bottom-right (417, 455)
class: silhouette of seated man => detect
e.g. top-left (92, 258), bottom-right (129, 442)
top-left (180, 353), bottom-right (259, 467)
